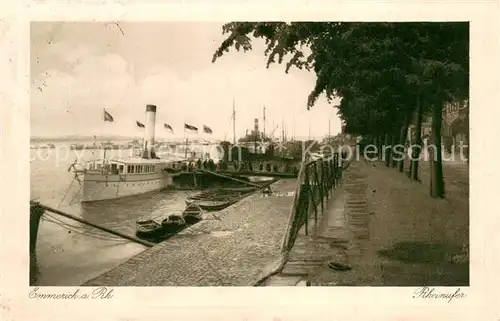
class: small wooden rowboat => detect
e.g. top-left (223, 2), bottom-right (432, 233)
top-left (136, 217), bottom-right (166, 239)
top-left (192, 199), bottom-right (232, 211)
top-left (136, 213), bottom-right (186, 239)
top-left (184, 186), bottom-right (260, 211)
top-left (161, 213), bottom-right (186, 233)
top-left (219, 186), bottom-right (257, 193)
top-left (182, 203), bottom-right (203, 224)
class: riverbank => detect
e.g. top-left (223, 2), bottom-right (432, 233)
top-left (84, 178), bottom-right (297, 286)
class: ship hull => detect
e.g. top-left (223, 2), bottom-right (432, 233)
top-left (82, 172), bottom-right (173, 202)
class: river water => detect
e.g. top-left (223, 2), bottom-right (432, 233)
top-left (30, 144), bottom-right (220, 286)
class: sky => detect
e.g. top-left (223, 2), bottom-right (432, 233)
top-left (30, 22), bottom-right (342, 141)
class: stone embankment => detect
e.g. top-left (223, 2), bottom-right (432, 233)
top-left (84, 179), bottom-right (298, 286)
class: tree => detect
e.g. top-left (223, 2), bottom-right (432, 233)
top-left (213, 22), bottom-right (468, 198)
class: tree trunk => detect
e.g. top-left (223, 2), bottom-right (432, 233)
top-left (465, 101), bottom-right (469, 164)
top-left (384, 132), bottom-right (391, 167)
top-left (377, 134), bottom-right (383, 158)
top-left (398, 109), bottom-right (412, 172)
top-left (411, 96), bottom-right (423, 181)
top-left (430, 103), bottom-right (445, 198)
top-left (391, 129), bottom-right (398, 168)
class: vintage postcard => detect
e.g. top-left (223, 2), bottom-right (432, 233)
top-left (1, 1), bottom-right (499, 320)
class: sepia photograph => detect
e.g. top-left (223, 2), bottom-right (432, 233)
top-left (29, 21), bottom-right (469, 288)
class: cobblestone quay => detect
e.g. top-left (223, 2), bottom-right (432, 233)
top-left (84, 179), bottom-right (297, 286)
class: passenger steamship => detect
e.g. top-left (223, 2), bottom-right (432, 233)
top-left (79, 104), bottom-right (180, 202)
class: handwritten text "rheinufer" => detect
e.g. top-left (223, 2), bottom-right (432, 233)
top-left (413, 287), bottom-right (466, 303)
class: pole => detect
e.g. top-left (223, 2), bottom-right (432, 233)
top-left (254, 132), bottom-right (257, 154)
top-left (102, 108), bottom-right (105, 163)
top-left (32, 202), bottom-right (155, 247)
top-left (103, 148), bottom-right (107, 165)
top-left (281, 117), bottom-right (284, 142)
top-left (232, 98), bottom-right (236, 145)
top-left (184, 130), bottom-right (189, 160)
top-left (263, 106), bottom-right (266, 138)
top-left (329, 118), bottom-right (331, 138)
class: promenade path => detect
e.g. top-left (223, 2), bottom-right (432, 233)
top-left (263, 157), bottom-right (469, 286)
top-left (84, 179), bottom-right (297, 286)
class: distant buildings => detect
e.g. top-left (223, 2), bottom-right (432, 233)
top-left (408, 101), bottom-right (469, 153)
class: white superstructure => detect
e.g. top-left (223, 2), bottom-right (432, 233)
top-left (81, 157), bottom-right (180, 202)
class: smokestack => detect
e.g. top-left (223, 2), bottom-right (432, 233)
top-left (142, 104), bottom-right (157, 159)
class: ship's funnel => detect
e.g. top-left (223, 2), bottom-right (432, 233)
top-left (142, 104), bottom-right (157, 159)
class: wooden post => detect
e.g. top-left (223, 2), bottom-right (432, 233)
top-left (321, 161), bottom-right (328, 201)
top-left (333, 154), bottom-right (338, 187)
top-left (328, 160), bottom-right (333, 191)
top-left (328, 159), bottom-right (333, 192)
top-left (30, 202), bottom-right (45, 285)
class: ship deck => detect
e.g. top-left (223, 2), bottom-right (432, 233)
top-left (94, 157), bottom-right (177, 165)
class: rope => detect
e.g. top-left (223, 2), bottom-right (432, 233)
top-left (42, 213), bottom-right (129, 243)
top-left (43, 216), bottom-right (129, 243)
top-left (68, 185), bottom-right (83, 206)
top-left (58, 177), bottom-right (76, 208)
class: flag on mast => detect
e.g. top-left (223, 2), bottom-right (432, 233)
top-left (103, 109), bottom-right (114, 122)
top-left (164, 123), bottom-right (174, 133)
top-left (184, 123), bottom-right (198, 133)
top-left (136, 121), bottom-right (145, 128)
top-left (203, 125), bottom-right (213, 134)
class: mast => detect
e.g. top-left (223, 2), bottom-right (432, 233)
top-left (101, 108), bottom-right (109, 164)
top-left (184, 132), bottom-right (188, 159)
top-left (263, 106), bottom-right (266, 138)
top-left (232, 98), bottom-right (236, 144)
top-left (328, 118), bottom-right (331, 138)
top-left (281, 117), bottom-right (284, 142)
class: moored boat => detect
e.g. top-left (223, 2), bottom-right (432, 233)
top-left (161, 213), bottom-right (186, 233)
top-left (136, 217), bottom-right (166, 239)
top-left (73, 105), bottom-right (183, 202)
top-left (182, 203), bottom-right (203, 224)
top-left (219, 186), bottom-right (257, 193)
top-left (184, 187), bottom-right (254, 208)
top-left (191, 199), bottom-right (232, 211)
top-left (136, 212), bottom-right (186, 240)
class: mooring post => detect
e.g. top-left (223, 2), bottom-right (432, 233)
top-left (193, 173), bottom-right (198, 188)
top-left (30, 202), bottom-right (45, 285)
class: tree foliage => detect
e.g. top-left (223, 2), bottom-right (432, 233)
top-left (213, 22), bottom-right (468, 120)
top-left (213, 22), bottom-right (469, 198)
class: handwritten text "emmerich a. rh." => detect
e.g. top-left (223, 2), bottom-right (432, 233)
top-left (29, 287), bottom-right (113, 300)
